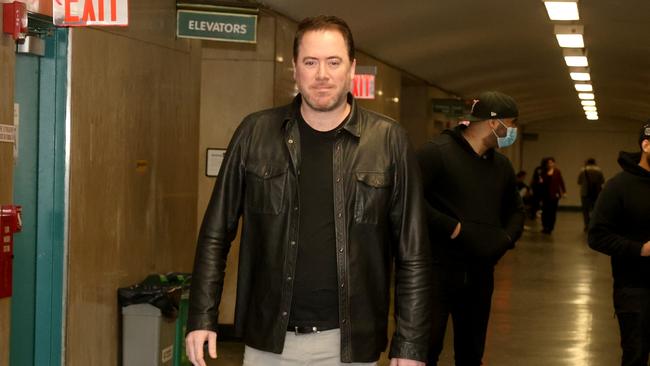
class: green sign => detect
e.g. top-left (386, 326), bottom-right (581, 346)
top-left (177, 10), bottom-right (257, 43)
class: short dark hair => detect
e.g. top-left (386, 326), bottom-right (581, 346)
top-left (586, 158), bottom-right (596, 165)
top-left (293, 15), bottom-right (355, 62)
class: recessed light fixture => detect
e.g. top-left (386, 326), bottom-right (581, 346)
top-left (575, 83), bottom-right (593, 92)
top-left (563, 49), bottom-right (588, 67)
top-left (571, 72), bottom-right (591, 81)
top-left (583, 106), bottom-right (597, 111)
top-left (581, 100), bottom-right (596, 106)
top-left (556, 34), bottom-right (584, 48)
top-left (554, 24), bottom-right (584, 48)
top-left (579, 93), bottom-right (595, 100)
top-left (565, 56), bottom-right (588, 67)
top-left (544, 1), bottom-right (580, 21)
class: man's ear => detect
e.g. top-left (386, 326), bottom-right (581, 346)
top-left (643, 139), bottom-right (650, 153)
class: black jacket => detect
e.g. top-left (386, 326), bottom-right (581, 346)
top-left (417, 126), bottom-right (525, 265)
top-left (187, 94), bottom-right (433, 362)
top-left (588, 151), bottom-right (650, 288)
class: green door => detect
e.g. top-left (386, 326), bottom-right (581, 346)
top-left (11, 21), bottom-right (68, 366)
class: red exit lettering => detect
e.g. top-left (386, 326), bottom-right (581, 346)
top-left (64, 0), bottom-right (118, 23)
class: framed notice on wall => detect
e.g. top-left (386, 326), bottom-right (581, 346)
top-left (206, 148), bottom-right (226, 177)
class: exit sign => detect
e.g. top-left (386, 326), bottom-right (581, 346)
top-left (53, 0), bottom-right (129, 26)
top-left (352, 74), bottom-right (375, 100)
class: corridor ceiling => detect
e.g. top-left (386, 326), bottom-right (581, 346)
top-left (258, 0), bottom-right (650, 125)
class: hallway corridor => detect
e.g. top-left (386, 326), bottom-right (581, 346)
top-left (212, 211), bottom-right (622, 365)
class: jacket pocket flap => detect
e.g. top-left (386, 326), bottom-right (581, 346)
top-left (246, 164), bottom-right (288, 179)
top-left (356, 172), bottom-right (392, 188)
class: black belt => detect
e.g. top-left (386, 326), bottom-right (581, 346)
top-left (287, 324), bottom-right (338, 335)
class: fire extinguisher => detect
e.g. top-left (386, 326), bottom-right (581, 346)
top-left (0, 205), bottom-right (22, 298)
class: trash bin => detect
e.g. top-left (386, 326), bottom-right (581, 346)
top-left (122, 303), bottom-right (176, 366)
top-left (171, 274), bottom-right (191, 366)
top-left (119, 274), bottom-right (185, 366)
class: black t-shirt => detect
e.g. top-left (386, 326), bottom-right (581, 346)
top-left (288, 114), bottom-right (341, 329)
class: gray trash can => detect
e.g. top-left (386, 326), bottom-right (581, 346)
top-left (122, 303), bottom-right (176, 366)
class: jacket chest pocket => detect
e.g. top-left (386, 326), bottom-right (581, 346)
top-left (245, 164), bottom-right (288, 215)
top-left (354, 171), bottom-right (392, 224)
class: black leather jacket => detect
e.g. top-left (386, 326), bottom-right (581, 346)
top-left (187, 94), bottom-right (433, 362)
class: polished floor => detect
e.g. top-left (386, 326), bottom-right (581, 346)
top-left (208, 212), bottom-right (622, 365)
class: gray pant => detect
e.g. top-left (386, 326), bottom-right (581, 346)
top-left (242, 329), bottom-right (378, 366)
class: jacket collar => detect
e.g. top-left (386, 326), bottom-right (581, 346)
top-left (283, 93), bottom-right (360, 137)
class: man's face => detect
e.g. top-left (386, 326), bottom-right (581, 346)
top-left (642, 139), bottom-right (650, 168)
top-left (293, 30), bottom-right (356, 113)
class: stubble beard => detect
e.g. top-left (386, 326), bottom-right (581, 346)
top-left (302, 89), bottom-right (348, 113)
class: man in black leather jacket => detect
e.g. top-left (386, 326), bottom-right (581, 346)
top-left (185, 15), bottom-right (433, 366)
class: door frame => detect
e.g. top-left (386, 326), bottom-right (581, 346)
top-left (10, 16), bottom-right (68, 366)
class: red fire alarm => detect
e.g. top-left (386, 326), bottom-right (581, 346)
top-left (3, 1), bottom-right (28, 41)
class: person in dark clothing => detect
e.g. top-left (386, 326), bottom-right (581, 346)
top-left (417, 91), bottom-right (525, 366)
top-left (578, 158), bottom-right (605, 231)
top-left (516, 171), bottom-right (532, 217)
top-left (540, 157), bottom-right (566, 234)
top-left (186, 16), bottom-right (433, 366)
top-left (529, 159), bottom-right (546, 220)
top-left (588, 123), bottom-right (650, 366)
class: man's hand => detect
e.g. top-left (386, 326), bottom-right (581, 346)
top-left (186, 330), bottom-right (217, 366)
top-left (389, 358), bottom-right (425, 366)
top-left (641, 241), bottom-right (650, 257)
top-left (451, 222), bottom-right (461, 239)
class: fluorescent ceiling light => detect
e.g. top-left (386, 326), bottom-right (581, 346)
top-left (556, 34), bottom-right (584, 48)
top-left (581, 100), bottom-right (596, 106)
top-left (586, 111), bottom-right (599, 117)
top-left (571, 72), bottom-right (591, 81)
top-left (579, 93), bottom-right (595, 99)
top-left (575, 83), bottom-right (593, 92)
top-left (586, 114), bottom-right (599, 120)
top-left (555, 25), bottom-right (585, 48)
top-left (544, 1), bottom-right (580, 20)
top-left (565, 56), bottom-right (589, 67)
top-left (583, 106), bottom-right (597, 111)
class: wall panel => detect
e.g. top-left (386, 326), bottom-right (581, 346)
top-left (65, 5), bottom-right (200, 364)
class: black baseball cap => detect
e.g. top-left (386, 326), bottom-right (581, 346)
top-left (463, 91), bottom-right (519, 122)
top-left (639, 122), bottom-right (650, 147)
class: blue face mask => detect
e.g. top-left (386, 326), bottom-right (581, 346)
top-left (492, 119), bottom-right (517, 148)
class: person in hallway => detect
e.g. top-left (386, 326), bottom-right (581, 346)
top-left (577, 158), bottom-right (605, 231)
top-left (516, 170), bottom-right (532, 218)
top-left (185, 15), bottom-right (433, 366)
top-left (588, 124), bottom-right (650, 366)
top-left (417, 91), bottom-right (525, 366)
top-left (529, 159), bottom-right (546, 220)
top-left (540, 157), bottom-right (566, 234)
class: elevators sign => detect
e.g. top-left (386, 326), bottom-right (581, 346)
top-left (177, 10), bottom-right (257, 43)
top-left (53, 0), bottom-right (128, 26)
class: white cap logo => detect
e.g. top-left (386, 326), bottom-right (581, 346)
top-left (471, 99), bottom-right (480, 113)
top-left (490, 112), bottom-right (497, 117)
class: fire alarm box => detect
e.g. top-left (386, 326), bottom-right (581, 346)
top-left (3, 1), bottom-right (28, 41)
top-left (1, 205), bottom-right (22, 299)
